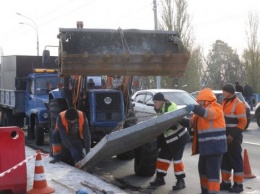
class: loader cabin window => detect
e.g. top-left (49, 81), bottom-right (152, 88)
top-left (35, 77), bottom-right (60, 95)
top-left (86, 76), bottom-right (102, 89)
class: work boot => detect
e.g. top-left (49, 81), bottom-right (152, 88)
top-left (172, 178), bottom-right (186, 190)
top-left (220, 182), bottom-right (231, 190)
top-left (149, 176), bottom-right (165, 186)
top-left (229, 183), bottom-right (243, 193)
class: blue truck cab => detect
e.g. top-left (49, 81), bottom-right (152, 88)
top-left (25, 70), bottom-right (60, 145)
top-left (0, 55), bottom-right (60, 145)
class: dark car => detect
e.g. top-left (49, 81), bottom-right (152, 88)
top-left (191, 90), bottom-right (251, 130)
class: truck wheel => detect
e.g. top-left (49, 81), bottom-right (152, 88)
top-left (27, 126), bottom-right (35, 140)
top-left (0, 109), bottom-right (3, 126)
top-left (2, 109), bottom-right (14, 126)
top-left (134, 139), bottom-right (158, 177)
top-left (35, 117), bottom-right (44, 146)
top-left (49, 98), bottom-right (68, 153)
top-left (2, 111), bottom-right (10, 126)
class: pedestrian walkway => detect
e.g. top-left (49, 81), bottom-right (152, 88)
top-left (25, 146), bottom-right (126, 194)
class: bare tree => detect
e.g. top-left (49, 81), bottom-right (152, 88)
top-left (158, 0), bottom-right (201, 92)
top-left (243, 13), bottom-right (260, 92)
top-left (159, 0), bottom-right (193, 49)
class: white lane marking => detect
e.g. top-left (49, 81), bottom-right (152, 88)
top-left (244, 141), bottom-right (260, 146)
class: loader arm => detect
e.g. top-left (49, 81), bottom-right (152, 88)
top-left (58, 28), bottom-right (189, 76)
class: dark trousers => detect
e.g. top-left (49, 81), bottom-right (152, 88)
top-left (199, 154), bottom-right (222, 194)
top-left (157, 132), bottom-right (190, 179)
top-left (51, 130), bottom-right (84, 166)
top-left (245, 96), bottom-right (254, 110)
top-left (221, 139), bottom-right (243, 184)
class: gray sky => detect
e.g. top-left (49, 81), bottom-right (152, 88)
top-left (0, 0), bottom-right (260, 56)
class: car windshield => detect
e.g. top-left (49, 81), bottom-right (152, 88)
top-left (35, 77), bottom-right (60, 95)
top-left (162, 92), bottom-right (197, 105)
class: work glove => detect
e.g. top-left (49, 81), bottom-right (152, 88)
top-left (185, 104), bottom-right (194, 113)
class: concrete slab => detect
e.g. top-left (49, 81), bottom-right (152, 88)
top-left (79, 108), bottom-right (189, 169)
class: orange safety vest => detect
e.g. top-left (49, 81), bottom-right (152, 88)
top-left (222, 97), bottom-right (247, 131)
top-left (56, 110), bottom-right (85, 139)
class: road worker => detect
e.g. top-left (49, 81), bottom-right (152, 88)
top-left (179, 88), bottom-right (227, 194)
top-left (50, 107), bottom-right (91, 167)
top-left (220, 83), bottom-right (247, 193)
top-left (149, 92), bottom-right (190, 190)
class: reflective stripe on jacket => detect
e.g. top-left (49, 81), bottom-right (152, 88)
top-left (191, 101), bottom-right (227, 156)
top-left (56, 110), bottom-right (85, 139)
top-left (162, 101), bottom-right (187, 144)
top-left (222, 97), bottom-right (247, 133)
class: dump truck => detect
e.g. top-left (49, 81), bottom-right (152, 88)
top-left (43, 22), bottom-right (189, 176)
top-left (0, 55), bottom-right (61, 145)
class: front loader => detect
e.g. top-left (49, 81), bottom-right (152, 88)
top-left (44, 22), bottom-right (189, 176)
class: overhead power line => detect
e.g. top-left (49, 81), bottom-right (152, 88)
top-left (194, 8), bottom-right (260, 26)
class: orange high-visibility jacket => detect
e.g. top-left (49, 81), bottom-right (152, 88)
top-left (222, 96), bottom-right (247, 135)
top-left (191, 88), bottom-right (227, 156)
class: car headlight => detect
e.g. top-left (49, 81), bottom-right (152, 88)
top-left (43, 112), bottom-right (49, 119)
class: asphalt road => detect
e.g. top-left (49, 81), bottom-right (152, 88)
top-left (91, 121), bottom-right (260, 194)
top-left (25, 121), bottom-right (260, 194)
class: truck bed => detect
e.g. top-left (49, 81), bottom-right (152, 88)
top-left (0, 89), bottom-right (25, 113)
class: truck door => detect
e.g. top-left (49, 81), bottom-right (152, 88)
top-left (25, 79), bottom-right (36, 116)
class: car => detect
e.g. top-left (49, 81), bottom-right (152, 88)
top-left (254, 103), bottom-right (260, 127)
top-left (131, 89), bottom-right (198, 135)
top-left (190, 90), bottom-right (251, 130)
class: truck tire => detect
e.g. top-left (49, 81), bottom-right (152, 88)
top-left (27, 126), bottom-right (35, 140)
top-left (2, 109), bottom-right (14, 126)
top-left (35, 117), bottom-right (44, 146)
top-left (134, 139), bottom-right (158, 177)
top-left (49, 98), bottom-right (68, 153)
top-left (2, 110), bottom-right (10, 126)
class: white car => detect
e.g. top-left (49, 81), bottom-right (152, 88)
top-left (131, 89), bottom-right (198, 134)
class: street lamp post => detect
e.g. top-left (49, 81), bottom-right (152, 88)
top-left (153, 0), bottom-right (161, 89)
top-left (17, 13), bottom-right (39, 56)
